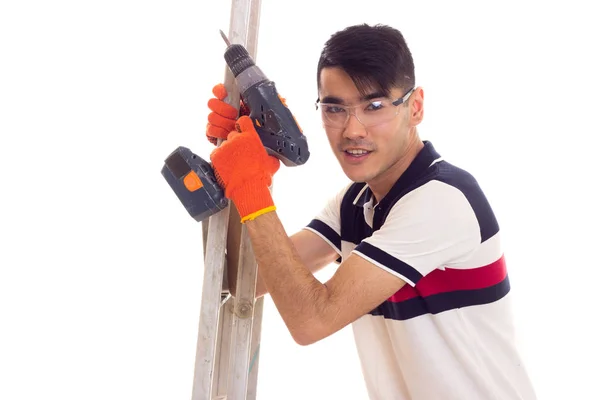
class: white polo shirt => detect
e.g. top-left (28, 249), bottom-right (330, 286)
top-left (304, 141), bottom-right (537, 400)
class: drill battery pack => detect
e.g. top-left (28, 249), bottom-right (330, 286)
top-left (161, 146), bottom-right (228, 222)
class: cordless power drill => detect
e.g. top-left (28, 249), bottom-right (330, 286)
top-left (161, 33), bottom-right (310, 222)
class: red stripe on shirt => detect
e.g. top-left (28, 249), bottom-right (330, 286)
top-left (388, 255), bottom-right (507, 303)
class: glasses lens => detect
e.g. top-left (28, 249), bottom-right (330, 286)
top-left (319, 99), bottom-right (399, 128)
top-left (359, 100), bottom-right (399, 127)
top-left (319, 104), bottom-right (348, 127)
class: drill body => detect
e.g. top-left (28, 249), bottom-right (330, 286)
top-left (226, 43), bottom-right (309, 167)
top-left (161, 41), bottom-right (310, 222)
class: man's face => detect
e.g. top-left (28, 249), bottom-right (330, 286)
top-left (318, 67), bottom-right (418, 185)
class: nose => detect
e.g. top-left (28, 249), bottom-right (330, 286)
top-left (343, 113), bottom-right (367, 140)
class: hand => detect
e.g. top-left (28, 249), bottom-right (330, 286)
top-left (205, 83), bottom-right (250, 145)
top-left (210, 116), bottom-right (280, 223)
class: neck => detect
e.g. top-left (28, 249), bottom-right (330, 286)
top-left (368, 131), bottom-right (424, 203)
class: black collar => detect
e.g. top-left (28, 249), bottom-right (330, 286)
top-left (353, 141), bottom-right (441, 208)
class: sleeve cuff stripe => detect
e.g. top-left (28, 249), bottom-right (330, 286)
top-left (305, 219), bottom-right (342, 253)
top-left (354, 242), bottom-right (423, 285)
top-left (351, 251), bottom-right (418, 286)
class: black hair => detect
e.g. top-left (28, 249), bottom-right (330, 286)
top-left (317, 24), bottom-right (415, 98)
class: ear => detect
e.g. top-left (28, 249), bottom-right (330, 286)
top-left (410, 87), bottom-right (424, 125)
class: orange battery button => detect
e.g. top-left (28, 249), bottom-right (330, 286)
top-left (183, 171), bottom-right (204, 192)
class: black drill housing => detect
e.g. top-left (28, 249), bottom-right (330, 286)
top-left (224, 44), bottom-right (310, 167)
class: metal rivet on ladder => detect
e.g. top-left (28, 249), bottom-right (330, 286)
top-left (235, 300), bottom-right (254, 319)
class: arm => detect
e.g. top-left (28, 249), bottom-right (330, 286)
top-left (245, 181), bottom-right (481, 345)
top-left (227, 228), bottom-right (340, 298)
top-left (256, 229), bottom-right (339, 297)
top-left (228, 170), bottom-right (349, 299)
top-left (246, 211), bottom-right (406, 345)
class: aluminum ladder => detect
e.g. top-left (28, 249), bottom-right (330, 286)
top-left (192, 0), bottom-right (264, 399)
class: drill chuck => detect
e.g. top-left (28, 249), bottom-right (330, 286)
top-left (224, 44), bottom-right (255, 77)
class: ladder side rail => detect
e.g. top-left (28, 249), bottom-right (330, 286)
top-left (246, 296), bottom-right (264, 400)
top-left (227, 224), bottom-right (260, 399)
top-left (225, 1), bottom-right (263, 398)
top-left (192, 0), bottom-right (250, 395)
top-left (192, 206), bottom-right (231, 400)
top-left (212, 295), bottom-right (235, 398)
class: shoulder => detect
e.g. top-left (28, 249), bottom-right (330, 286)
top-left (382, 159), bottom-right (500, 242)
top-left (398, 159), bottom-right (487, 205)
top-left (383, 179), bottom-right (480, 236)
top-left (432, 160), bottom-right (500, 242)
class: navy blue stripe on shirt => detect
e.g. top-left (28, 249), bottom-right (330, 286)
top-left (307, 219), bottom-right (341, 252)
top-left (369, 275), bottom-right (510, 321)
top-left (354, 242), bottom-right (424, 285)
top-left (435, 162), bottom-right (499, 243)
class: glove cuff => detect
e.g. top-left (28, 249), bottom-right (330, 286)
top-left (230, 181), bottom-right (275, 223)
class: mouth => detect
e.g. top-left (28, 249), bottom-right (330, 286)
top-left (342, 148), bottom-right (372, 163)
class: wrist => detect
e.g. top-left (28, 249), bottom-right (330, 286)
top-left (230, 181), bottom-right (275, 223)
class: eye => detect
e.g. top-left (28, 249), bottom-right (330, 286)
top-left (365, 101), bottom-right (385, 111)
top-left (324, 105), bottom-right (345, 114)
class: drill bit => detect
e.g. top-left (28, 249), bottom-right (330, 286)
top-left (219, 30), bottom-right (231, 46)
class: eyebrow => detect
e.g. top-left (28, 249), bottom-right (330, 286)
top-left (320, 91), bottom-right (388, 105)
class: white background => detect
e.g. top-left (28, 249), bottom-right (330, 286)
top-left (1, 0), bottom-right (599, 399)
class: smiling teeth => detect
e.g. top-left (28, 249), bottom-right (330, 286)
top-left (347, 149), bottom-right (368, 155)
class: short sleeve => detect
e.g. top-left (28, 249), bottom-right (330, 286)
top-left (352, 180), bottom-right (481, 286)
top-left (303, 183), bottom-right (352, 257)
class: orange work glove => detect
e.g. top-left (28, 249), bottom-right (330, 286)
top-left (206, 83), bottom-right (250, 145)
top-left (209, 116), bottom-right (280, 223)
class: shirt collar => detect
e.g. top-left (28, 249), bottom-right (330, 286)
top-left (353, 140), bottom-right (442, 208)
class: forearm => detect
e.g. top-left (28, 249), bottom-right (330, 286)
top-left (245, 211), bottom-right (329, 343)
top-left (228, 242), bottom-right (322, 300)
top-left (254, 234), bottom-right (335, 298)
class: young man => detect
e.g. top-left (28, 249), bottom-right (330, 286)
top-left (206, 24), bottom-right (537, 400)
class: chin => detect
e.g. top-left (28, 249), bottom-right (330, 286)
top-left (341, 165), bottom-right (374, 183)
